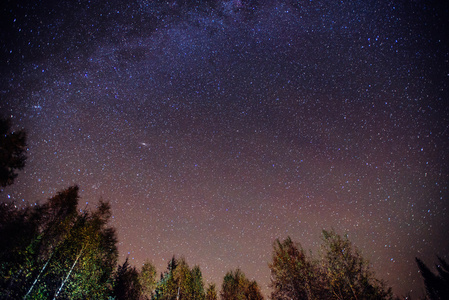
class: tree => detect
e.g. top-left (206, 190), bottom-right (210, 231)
top-left (139, 260), bottom-right (157, 299)
top-left (152, 256), bottom-right (206, 300)
top-left (269, 237), bottom-right (325, 300)
top-left (321, 229), bottom-right (393, 300)
top-left (269, 230), bottom-right (394, 300)
top-left (416, 256), bottom-right (449, 300)
top-left (190, 265), bottom-right (205, 300)
top-left (205, 284), bottom-right (218, 300)
top-left (0, 202), bottom-right (41, 298)
top-left (173, 258), bottom-right (193, 299)
top-left (113, 257), bottom-right (142, 300)
top-left (0, 118), bottom-right (27, 187)
top-left (0, 187), bottom-right (81, 299)
top-left (246, 281), bottom-right (264, 300)
top-left (153, 256), bottom-right (178, 300)
top-left (28, 194), bottom-right (118, 299)
top-left (220, 268), bottom-right (263, 300)
top-left (0, 186), bottom-right (118, 299)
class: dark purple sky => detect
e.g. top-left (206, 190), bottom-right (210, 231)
top-left (1, 0), bottom-right (448, 297)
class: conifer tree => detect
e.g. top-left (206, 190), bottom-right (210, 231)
top-left (113, 257), bottom-right (142, 300)
top-left (190, 265), bottom-right (205, 300)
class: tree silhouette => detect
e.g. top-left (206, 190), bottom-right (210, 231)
top-left (0, 118), bottom-right (27, 188)
top-left (113, 257), bottom-right (142, 300)
top-left (416, 256), bottom-right (449, 300)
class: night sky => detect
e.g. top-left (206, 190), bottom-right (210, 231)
top-left (1, 0), bottom-right (448, 297)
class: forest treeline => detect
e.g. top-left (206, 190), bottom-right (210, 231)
top-left (1, 120), bottom-right (448, 300)
top-left (0, 186), bottom-right (391, 299)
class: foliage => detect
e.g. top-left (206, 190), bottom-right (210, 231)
top-left (220, 268), bottom-right (264, 300)
top-left (269, 237), bottom-right (325, 300)
top-left (320, 229), bottom-right (393, 300)
top-left (269, 230), bottom-right (394, 300)
top-left (190, 265), bottom-right (205, 300)
top-left (140, 260), bottom-right (158, 299)
top-left (0, 186), bottom-right (118, 299)
top-left (205, 283), bottom-right (218, 300)
top-left (416, 256), bottom-right (449, 300)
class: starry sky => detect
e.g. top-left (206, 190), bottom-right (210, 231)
top-left (1, 0), bottom-right (448, 297)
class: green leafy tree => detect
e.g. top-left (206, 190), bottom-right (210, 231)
top-left (416, 256), bottom-right (449, 300)
top-left (220, 268), bottom-right (263, 300)
top-left (0, 187), bottom-right (81, 299)
top-left (59, 201), bottom-right (118, 299)
top-left (0, 186), bottom-right (118, 299)
top-left (0, 118), bottom-right (27, 188)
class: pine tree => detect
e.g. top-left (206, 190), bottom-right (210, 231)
top-left (113, 257), bottom-right (142, 300)
top-left (153, 256), bottom-right (180, 300)
top-left (190, 265), bottom-right (205, 300)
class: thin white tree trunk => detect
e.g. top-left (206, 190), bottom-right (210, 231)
top-left (53, 246), bottom-right (85, 300)
top-left (24, 251), bottom-right (54, 299)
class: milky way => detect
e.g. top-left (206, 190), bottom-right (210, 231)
top-left (1, 0), bottom-right (448, 297)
